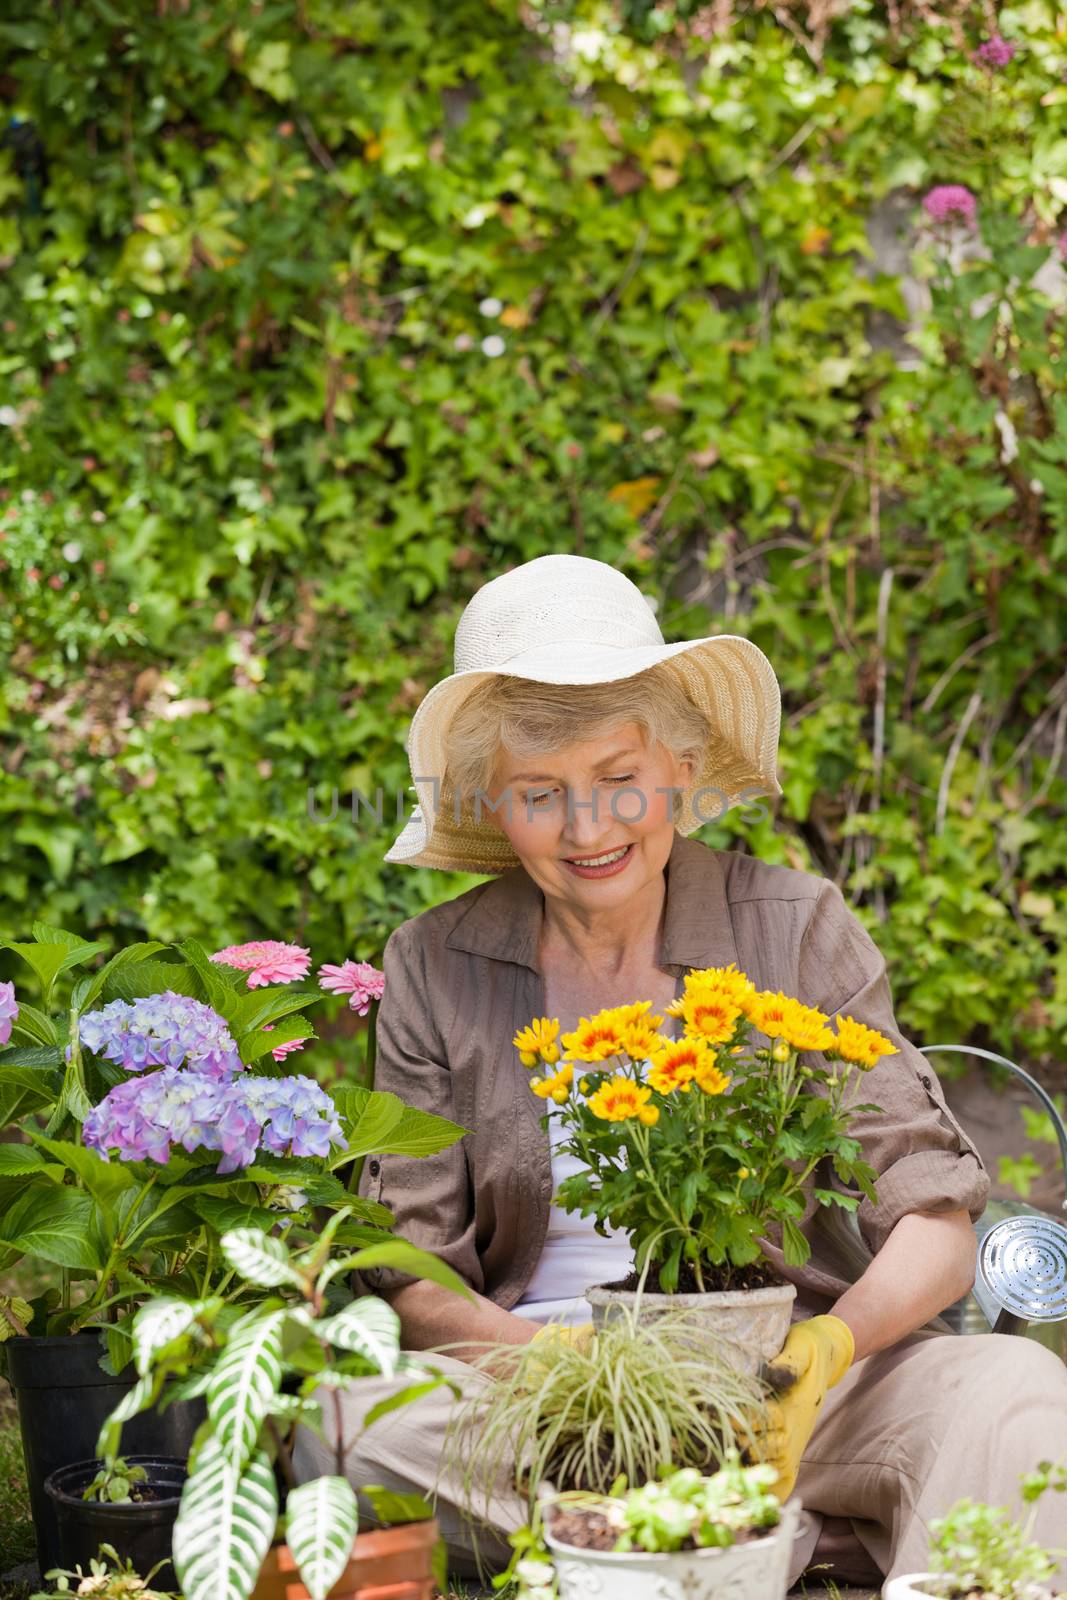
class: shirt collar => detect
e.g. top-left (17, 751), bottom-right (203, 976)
top-left (443, 831), bottom-right (738, 976)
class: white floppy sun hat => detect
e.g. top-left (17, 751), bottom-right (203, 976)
top-left (385, 553), bottom-right (783, 873)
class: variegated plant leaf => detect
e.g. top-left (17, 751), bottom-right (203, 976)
top-left (285, 1476), bottom-right (359, 1600)
top-left (219, 1227), bottom-right (305, 1289)
top-left (206, 1306), bottom-right (285, 1472)
top-left (317, 1295), bottom-right (401, 1376)
top-left (173, 1437), bottom-right (277, 1600)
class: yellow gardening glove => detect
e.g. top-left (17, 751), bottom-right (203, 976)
top-left (753, 1315), bottom-right (855, 1503)
top-left (530, 1321), bottom-right (595, 1354)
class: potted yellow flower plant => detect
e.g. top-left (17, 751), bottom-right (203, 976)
top-left (514, 964), bottom-right (894, 1369)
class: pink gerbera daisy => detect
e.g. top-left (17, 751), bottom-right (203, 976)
top-left (211, 940), bottom-right (312, 989)
top-left (262, 1024), bottom-right (308, 1063)
top-left (318, 960), bottom-right (385, 1017)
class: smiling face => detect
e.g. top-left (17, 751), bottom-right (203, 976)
top-left (484, 721), bottom-right (694, 912)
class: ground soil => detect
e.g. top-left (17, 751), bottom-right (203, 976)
top-left (604, 1260), bottom-right (784, 1294)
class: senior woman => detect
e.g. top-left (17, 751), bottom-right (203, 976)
top-left (296, 554), bottom-right (1067, 1591)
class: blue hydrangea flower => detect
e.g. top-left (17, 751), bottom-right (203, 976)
top-left (77, 992), bottom-right (244, 1079)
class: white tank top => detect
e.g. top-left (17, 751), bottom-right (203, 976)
top-left (512, 1113), bottom-right (633, 1327)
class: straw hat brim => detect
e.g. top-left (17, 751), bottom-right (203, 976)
top-left (385, 634), bottom-right (782, 873)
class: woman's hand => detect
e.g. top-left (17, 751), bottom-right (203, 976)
top-left (829, 1206), bottom-right (977, 1363)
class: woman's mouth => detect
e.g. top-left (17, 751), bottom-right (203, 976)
top-left (562, 843), bottom-right (634, 879)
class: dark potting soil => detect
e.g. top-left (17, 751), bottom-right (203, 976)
top-left (546, 1503), bottom-right (774, 1553)
top-left (604, 1260), bottom-right (785, 1295)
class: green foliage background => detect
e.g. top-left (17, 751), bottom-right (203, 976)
top-left (1, 1), bottom-right (1065, 1067)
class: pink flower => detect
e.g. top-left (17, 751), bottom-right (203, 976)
top-left (262, 1024), bottom-right (307, 1063)
top-left (0, 982), bottom-right (18, 1048)
top-left (318, 960), bottom-right (385, 1017)
top-left (974, 35), bottom-right (1016, 68)
top-left (210, 940), bottom-right (311, 988)
top-left (922, 185), bottom-right (978, 226)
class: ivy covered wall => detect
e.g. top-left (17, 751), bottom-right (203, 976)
top-left (1, 1), bottom-right (1065, 1069)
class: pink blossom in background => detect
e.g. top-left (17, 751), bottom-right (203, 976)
top-left (318, 960), bottom-right (385, 1016)
top-left (974, 35), bottom-right (1017, 68)
top-left (210, 940), bottom-right (311, 988)
top-left (0, 982), bottom-right (18, 1047)
top-left (922, 185), bottom-right (978, 227)
top-left (262, 1023), bottom-right (308, 1063)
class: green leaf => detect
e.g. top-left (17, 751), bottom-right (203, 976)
top-left (27, 1134), bottom-right (136, 1210)
top-left (207, 1306), bottom-right (286, 1472)
top-left (0, 939), bottom-right (109, 1000)
top-left (330, 1087), bottom-right (466, 1164)
top-left (189, 1194), bottom-right (281, 1235)
top-left (74, 942), bottom-right (169, 1014)
top-left (238, 1015), bottom-right (317, 1066)
top-left (104, 961), bottom-right (201, 1004)
top-left (361, 1376), bottom-right (448, 1430)
top-left (339, 1240), bottom-right (473, 1300)
top-left (227, 987), bottom-right (322, 1039)
top-left (173, 1438), bottom-right (278, 1600)
top-left (132, 1296), bottom-right (215, 1376)
top-left (0, 1145), bottom-right (50, 1176)
top-left (179, 940), bottom-right (242, 1017)
top-left (8, 1002), bottom-right (58, 1046)
top-left (285, 1477), bottom-right (359, 1600)
top-left (360, 1485), bottom-right (433, 1526)
top-left (780, 1217), bottom-right (811, 1268)
top-left (0, 1186), bottom-right (104, 1271)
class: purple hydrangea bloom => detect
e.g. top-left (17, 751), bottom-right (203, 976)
top-left (77, 992), bottom-right (243, 1079)
top-left (922, 185), bottom-right (978, 226)
top-left (0, 982), bottom-right (18, 1048)
top-left (84, 1069), bottom-right (344, 1174)
top-left (975, 35), bottom-right (1016, 68)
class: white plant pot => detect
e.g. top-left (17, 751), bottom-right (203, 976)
top-left (585, 1281), bottom-right (796, 1376)
top-left (545, 1499), bottom-right (801, 1600)
top-left (884, 1578), bottom-right (945, 1600)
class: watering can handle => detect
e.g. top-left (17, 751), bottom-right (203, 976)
top-left (920, 1044), bottom-right (1067, 1214)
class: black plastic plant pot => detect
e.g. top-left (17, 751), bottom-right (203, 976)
top-left (4, 1331), bottom-right (202, 1575)
top-left (44, 1456), bottom-right (186, 1588)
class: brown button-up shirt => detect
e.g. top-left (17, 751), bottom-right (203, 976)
top-left (361, 833), bottom-right (988, 1312)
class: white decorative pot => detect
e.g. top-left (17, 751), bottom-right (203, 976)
top-left (545, 1499), bottom-right (801, 1600)
top-left (585, 1282), bottom-right (796, 1376)
top-left (884, 1578), bottom-right (944, 1600)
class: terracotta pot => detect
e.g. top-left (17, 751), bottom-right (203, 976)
top-left (546, 1499), bottom-right (802, 1600)
top-left (585, 1281), bottom-right (796, 1375)
top-left (252, 1521), bottom-right (440, 1600)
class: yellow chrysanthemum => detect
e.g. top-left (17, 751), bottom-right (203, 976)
top-left (744, 991), bottom-right (834, 1053)
top-left (670, 963), bottom-right (756, 1009)
top-left (562, 1011), bottom-right (626, 1063)
top-left (531, 1062), bottom-right (575, 1101)
top-left (586, 1076), bottom-right (653, 1122)
top-left (617, 1017), bottom-right (670, 1061)
top-left (646, 1038), bottom-right (708, 1094)
top-left (694, 1061), bottom-right (730, 1096)
top-left (832, 1015), bottom-right (897, 1070)
top-left (667, 984), bottom-right (744, 1047)
top-left (612, 1000), bottom-right (664, 1028)
top-left (513, 1017), bottom-right (562, 1067)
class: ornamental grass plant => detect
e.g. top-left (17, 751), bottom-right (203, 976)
top-left (444, 1305), bottom-right (768, 1522)
top-left (514, 964), bottom-right (892, 1293)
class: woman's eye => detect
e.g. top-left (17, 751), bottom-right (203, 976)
top-left (525, 790), bottom-right (556, 808)
top-left (603, 773), bottom-right (636, 785)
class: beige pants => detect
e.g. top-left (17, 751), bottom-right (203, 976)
top-left (293, 1330), bottom-right (1067, 1594)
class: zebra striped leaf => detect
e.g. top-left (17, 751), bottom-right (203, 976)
top-left (317, 1296), bottom-right (401, 1376)
top-left (285, 1476), bottom-right (359, 1600)
top-left (206, 1306), bottom-right (285, 1472)
top-left (219, 1227), bottom-right (304, 1289)
top-left (173, 1437), bottom-right (277, 1600)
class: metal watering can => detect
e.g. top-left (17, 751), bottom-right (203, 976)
top-left (920, 1046), bottom-right (1067, 1345)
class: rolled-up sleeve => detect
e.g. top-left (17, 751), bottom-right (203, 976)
top-left (356, 920), bottom-right (482, 1297)
top-left (797, 881), bottom-right (989, 1256)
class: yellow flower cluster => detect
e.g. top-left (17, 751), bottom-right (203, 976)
top-left (514, 964), bottom-right (897, 1123)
